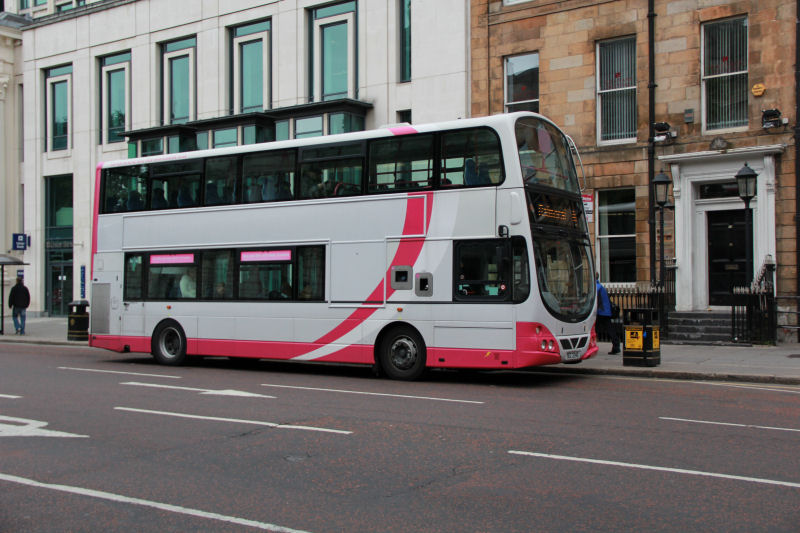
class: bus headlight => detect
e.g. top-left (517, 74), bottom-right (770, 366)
top-left (541, 340), bottom-right (547, 351)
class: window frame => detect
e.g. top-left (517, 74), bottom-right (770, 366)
top-left (595, 188), bottom-right (636, 283)
top-left (311, 4), bottom-right (357, 102)
top-left (596, 36), bottom-right (637, 145)
top-left (504, 52), bottom-right (539, 113)
top-left (232, 22), bottom-right (271, 114)
top-left (162, 41), bottom-right (196, 125)
top-left (46, 70), bottom-right (72, 153)
top-left (100, 57), bottom-right (131, 145)
top-left (701, 16), bottom-right (749, 134)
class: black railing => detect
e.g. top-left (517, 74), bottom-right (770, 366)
top-left (599, 260), bottom-right (676, 343)
top-left (731, 256), bottom-right (777, 344)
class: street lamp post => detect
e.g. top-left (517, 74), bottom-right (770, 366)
top-left (653, 170), bottom-right (672, 287)
top-left (735, 163), bottom-right (758, 285)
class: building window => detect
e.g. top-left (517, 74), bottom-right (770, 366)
top-left (295, 115), bottom-right (324, 139)
top-left (213, 127), bottom-right (238, 148)
top-left (45, 65), bottom-right (72, 152)
top-left (504, 53), bottom-right (538, 113)
top-left (597, 36), bottom-right (636, 143)
top-left (162, 37), bottom-right (196, 125)
top-left (597, 189), bottom-right (635, 283)
top-left (100, 52), bottom-right (131, 144)
top-left (399, 0), bottom-right (411, 82)
top-left (703, 17), bottom-right (748, 131)
top-left (397, 109), bottom-right (411, 124)
top-left (311, 1), bottom-right (357, 102)
top-left (19, 0), bottom-right (30, 9)
top-left (329, 112), bottom-right (364, 134)
top-left (232, 20), bottom-right (271, 114)
top-left (141, 138), bottom-right (163, 157)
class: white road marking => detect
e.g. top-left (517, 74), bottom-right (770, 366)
top-left (696, 381), bottom-right (800, 394)
top-left (0, 416), bottom-right (88, 438)
top-left (508, 450), bottom-right (800, 489)
top-left (59, 367), bottom-right (182, 379)
top-left (660, 417), bottom-right (800, 433)
top-left (115, 407), bottom-right (352, 435)
top-left (0, 472), bottom-right (311, 532)
top-left (0, 394), bottom-right (21, 399)
top-left (261, 383), bottom-right (484, 404)
top-left (121, 381), bottom-right (274, 398)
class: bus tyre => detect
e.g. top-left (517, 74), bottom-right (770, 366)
top-left (379, 326), bottom-right (426, 381)
top-left (151, 320), bottom-right (187, 366)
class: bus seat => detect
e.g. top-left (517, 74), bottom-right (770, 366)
top-left (464, 159), bottom-right (477, 185)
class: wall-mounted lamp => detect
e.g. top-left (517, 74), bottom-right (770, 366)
top-left (653, 122), bottom-right (677, 143)
top-left (762, 109), bottom-right (788, 129)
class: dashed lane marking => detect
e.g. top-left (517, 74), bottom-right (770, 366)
top-left (0, 472), bottom-right (311, 532)
top-left (261, 383), bottom-right (484, 404)
top-left (115, 407), bottom-right (352, 435)
top-left (508, 450), bottom-right (800, 489)
top-left (660, 416), bottom-right (800, 433)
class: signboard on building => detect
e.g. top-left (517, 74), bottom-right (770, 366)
top-left (582, 194), bottom-right (593, 223)
top-left (12, 233), bottom-right (27, 251)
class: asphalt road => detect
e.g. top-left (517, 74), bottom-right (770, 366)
top-left (1, 343), bottom-right (799, 532)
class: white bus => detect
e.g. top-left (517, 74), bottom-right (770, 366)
top-left (90, 112), bottom-right (597, 380)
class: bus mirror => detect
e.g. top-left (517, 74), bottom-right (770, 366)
top-left (498, 225), bottom-right (510, 238)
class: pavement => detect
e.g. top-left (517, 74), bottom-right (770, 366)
top-left (2, 316), bottom-right (800, 385)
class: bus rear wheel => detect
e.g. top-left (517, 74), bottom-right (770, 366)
top-left (379, 326), bottom-right (426, 381)
top-left (152, 320), bottom-right (187, 366)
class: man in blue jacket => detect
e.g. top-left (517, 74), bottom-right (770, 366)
top-left (595, 273), bottom-right (620, 355)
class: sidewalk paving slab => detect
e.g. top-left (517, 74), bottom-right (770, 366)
top-left (3, 317), bottom-right (800, 385)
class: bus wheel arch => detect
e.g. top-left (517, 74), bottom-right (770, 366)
top-left (151, 319), bottom-right (187, 366)
top-left (375, 323), bottom-right (427, 381)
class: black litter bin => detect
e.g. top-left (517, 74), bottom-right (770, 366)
top-left (622, 307), bottom-right (660, 367)
top-left (68, 300), bottom-right (90, 341)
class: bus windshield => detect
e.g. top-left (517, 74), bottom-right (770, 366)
top-left (533, 236), bottom-right (594, 321)
top-left (515, 117), bottom-right (580, 194)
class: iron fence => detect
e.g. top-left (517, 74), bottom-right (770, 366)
top-left (598, 261), bottom-right (676, 343)
top-left (731, 257), bottom-right (777, 345)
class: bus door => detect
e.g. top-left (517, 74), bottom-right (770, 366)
top-left (120, 254), bottom-right (145, 337)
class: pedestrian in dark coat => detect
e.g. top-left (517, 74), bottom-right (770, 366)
top-left (8, 276), bottom-right (30, 335)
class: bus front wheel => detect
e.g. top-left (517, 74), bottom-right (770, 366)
top-left (379, 326), bottom-right (426, 381)
top-left (151, 320), bottom-right (187, 366)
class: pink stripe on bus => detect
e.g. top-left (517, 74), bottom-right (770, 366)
top-left (389, 126), bottom-right (418, 136)
top-left (305, 191), bottom-right (433, 351)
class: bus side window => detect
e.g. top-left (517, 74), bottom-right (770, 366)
top-left (103, 165), bottom-right (148, 213)
top-left (441, 128), bottom-right (504, 187)
top-left (454, 240), bottom-right (510, 301)
top-left (297, 246), bottom-right (325, 300)
top-left (368, 134), bottom-right (434, 192)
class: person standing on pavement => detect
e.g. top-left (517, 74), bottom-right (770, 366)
top-left (8, 276), bottom-right (31, 335)
top-left (595, 272), bottom-right (620, 355)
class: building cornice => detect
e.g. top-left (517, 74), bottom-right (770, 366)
top-left (658, 144), bottom-right (787, 163)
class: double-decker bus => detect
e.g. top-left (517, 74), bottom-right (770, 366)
top-left (90, 112), bottom-right (597, 380)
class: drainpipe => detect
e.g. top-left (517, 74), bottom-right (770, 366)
top-left (795, 0), bottom-right (800, 340)
top-left (648, 0), bottom-right (657, 283)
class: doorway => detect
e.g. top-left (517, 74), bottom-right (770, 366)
top-left (47, 261), bottom-right (73, 316)
top-left (707, 209), bottom-right (750, 306)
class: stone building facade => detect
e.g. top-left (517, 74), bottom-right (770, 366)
top-left (472, 0), bottom-right (797, 330)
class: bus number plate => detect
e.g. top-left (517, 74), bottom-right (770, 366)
top-left (564, 349), bottom-right (582, 361)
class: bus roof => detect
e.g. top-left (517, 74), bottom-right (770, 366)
top-left (100, 111), bottom-right (560, 170)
